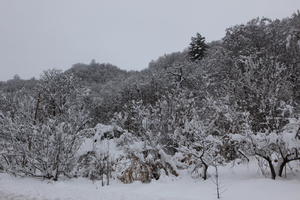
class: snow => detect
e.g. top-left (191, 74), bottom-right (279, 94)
top-left (0, 161), bottom-right (299, 200)
top-left (77, 124), bottom-right (125, 159)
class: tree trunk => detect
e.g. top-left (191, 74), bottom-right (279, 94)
top-left (256, 153), bottom-right (276, 180)
top-left (267, 158), bottom-right (276, 180)
top-left (53, 157), bottom-right (59, 181)
top-left (278, 158), bottom-right (300, 177)
top-left (202, 162), bottom-right (208, 180)
top-left (106, 159), bottom-right (110, 186)
top-left (215, 166), bottom-right (220, 199)
top-left (278, 160), bottom-right (287, 177)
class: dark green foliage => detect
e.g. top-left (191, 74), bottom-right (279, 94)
top-left (188, 33), bottom-right (208, 61)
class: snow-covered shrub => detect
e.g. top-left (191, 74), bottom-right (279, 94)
top-left (76, 123), bottom-right (179, 183)
top-left (112, 89), bottom-right (235, 181)
top-left (0, 70), bottom-right (90, 180)
top-left (231, 115), bottom-right (300, 179)
top-left (0, 115), bottom-right (87, 179)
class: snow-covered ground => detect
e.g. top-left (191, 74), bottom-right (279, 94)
top-left (0, 161), bottom-right (299, 200)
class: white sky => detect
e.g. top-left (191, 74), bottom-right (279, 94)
top-left (0, 0), bottom-right (299, 80)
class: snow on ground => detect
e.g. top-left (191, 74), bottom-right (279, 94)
top-left (0, 161), bottom-right (299, 200)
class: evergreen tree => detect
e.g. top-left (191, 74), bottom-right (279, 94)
top-left (188, 33), bottom-right (208, 61)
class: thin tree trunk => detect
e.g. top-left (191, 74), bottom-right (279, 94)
top-left (267, 158), bottom-right (276, 180)
top-left (106, 156), bottom-right (110, 186)
top-left (256, 153), bottom-right (276, 180)
top-left (215, 166), bottom-right (220, 199)
top-left (202, 162), bottom-right (208, 180)
top-left (278, 160), bottom-right (287, 177)
top-left (54, 155), bottom-right (60, 181)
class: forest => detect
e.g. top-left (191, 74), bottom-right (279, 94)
top-left (0, 12), bottom-right (300, 191)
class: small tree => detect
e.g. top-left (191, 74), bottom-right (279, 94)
top-left (0, 70), bottom-right (89, 180)
top-left (188, 33), bottom-right (208, 62)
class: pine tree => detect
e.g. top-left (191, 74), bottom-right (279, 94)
top-left (188, 33), bottom-right (208, 61)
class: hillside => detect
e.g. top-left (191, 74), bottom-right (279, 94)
top-left (0, 11), bottom-right (300, 200)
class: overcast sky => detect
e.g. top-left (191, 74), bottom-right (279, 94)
top-left (0, 0), bottom-right (299, 80)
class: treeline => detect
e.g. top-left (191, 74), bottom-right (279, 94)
top-left (0, 12), bottom-right (300, 182)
